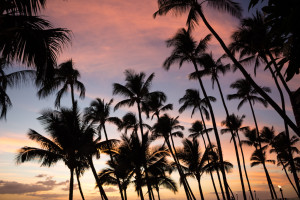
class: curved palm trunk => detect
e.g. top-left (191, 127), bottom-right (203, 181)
top-left (70, 83), bottom-right (75, 110)
top-left (265, 55), bottom-right (300, 196)
top-left (88, 157), bottom-right (108, 200)
top-left (195, 6), bottom-right (299, 136)
top-left (216, 168), bottom-right (226, 200)
top-left (201, 130), bottom-right (220, 200)
top-left (248, 101), bottom-right (277, 199)
top-left (102, 125), bottom-right (125, 200)
top-left (124, 187), bottom-right (128, 200)
top-left (236, 132), bottom-right (254, 200)
top-left (166, 136), bottom-right (193, 200)
top-left (277, 153), bottom-right (299, 196)
top-left (69, 168), bottom-right (74, 200)
top-left (192, 60), bottom-right (230, 200)
top-left (136, 102), bottom-right (154, 200)
top-left (197, 175), bottom-right (205, 200)
top-left (215, 78), bottom-right (248, 200)
top-left (76, 168), bottom-right (85, 200)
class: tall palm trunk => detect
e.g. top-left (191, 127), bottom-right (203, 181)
top-left (248, 100), bottom-right (277, 199)
top-left (88, 157), bottom-right (108, 200)
top-left (277, 151), bottom-right (299, 196)
top-left (216, 167), bottom-right (226, 200)
top-left (69, 168), bottom-right (74, 200)
top-left (166, 136), bottom-right (193, 200)
top-left (192, 60), bottom-right (230, 200)
top-left (200, 126), bottom-right (220, 200)
top-left (156, 185), bottom-right (161, 200)
top-left (236, 132), bottom-right (254, 200)
top-left (102, 125), bottom-right (125, 200)
top-left (70, 83), bottom-right (75, 110)
top-left (76, 168), bottom-right (85, 200)
top-left (266, 54), bottom-right (300, 196)
top-left (194, 6), bottom-right (299, 136)
top-left (136, 102), bottom-right (154, 200)
top-left (215, 78), bottom-right (248, 199)
top-left (197, 175), bottom-right (205, 200)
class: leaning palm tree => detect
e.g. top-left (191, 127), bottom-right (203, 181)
top-left (84, 98), bottom-right (125, 200)
top-left (0, 0), bottom-right (71, 82)
top-left (153, 0), bottom-right (299, 135)
top-left (162, 27), bottom-right (230, 199)
top-left (229, 12), bottom-right (300, 194)
top-left (37, 59), bottom-right (85, 109)
top-left (242, 127), bottom-right (277, 199)
top-left (16, 107), bottom-right (84, 200)
top-left (177, 138), bottom-right (211, 200)
top-left (0, 58), bottom-right (35, 119)
top-left (152, 114), bottom-right (195, 200)
top-left (261, 128), bottom-right (300, 196)
top-left (221, 114), bottom-right (251, 200)
top-left (250, 146), bottom-right (277, 199)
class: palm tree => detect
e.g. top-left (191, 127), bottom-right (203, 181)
top-left (117, 112), bottom-right (151, 136)
top-left (229, 12), bottom-right (300, 194)
top-left (144, 92), bottom-right (173, 120)
top-left (37, 59), bottom-right (85, 109)
top-left (16, 107), bottom-right (84, 200)
top-left (162, 26), bottom-right (231, 199)
top-left (177, 138), bottom-right (211, 200)
top-left (113, 69), bottom-right (164, 200)
top-left (261, 128), bottom-right (300, 196)
top-left (84, 98), bottom-right (125, 200)
top-left (0, 0), bottom-right (71, 82)
top-left (0, 58), bottom-right (35, 119)
top-left (153, 0), bottom-right (299, 135)
top-left (242, 128), bottom-right (277, 199)
top-left (115, 132), bottom-right (168, 200)
top-left (221, 114), bottom-right (252, 200)
top-left (250, 146), bottom-right (277, 199)
top-left (152, 114), bottom-right (195, 200)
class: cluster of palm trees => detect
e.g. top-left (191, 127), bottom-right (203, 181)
top-left (1, 0), bottom-right (299, 200)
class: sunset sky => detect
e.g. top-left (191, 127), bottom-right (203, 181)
top-left (1, 0), bottom-right (299, 199)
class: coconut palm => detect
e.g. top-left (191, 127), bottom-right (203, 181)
top-left (84, 98), bottom-right (125, 200)
top-left (162, 26), bottom-right (230, 199)
top-left (116, 132), bottom-right (168, 200)
top-left (261, 128), bottom-right (300, 196)
top-left (152, 114), bottom-right (196, 200)
top-left (177, 138), bottom-right (212, 200)
top-left (229, 12), bottom-right (300, 194)
top-left (153, 0), bottom-right (299, 135)
top-left (0, 0), bottom-right (71, 82)
top-left (0, 58), bottom-right (35, 119)
top-left (242, 127), bottom-right (277, 199)
top-left (113, 69), bottom-right (165, 199)
top-left (250, 146), bottom-right (277, 199)
top-left (16, 107), bottom-right (86, 200)
top-left (144, 92), bottom-right (173, 120)
top-left (37, 59), bottom-right (85, 109)
top-left (190, 52), bottom-right (248, 199)
top-left (221, 114), bottom-right (252, 200)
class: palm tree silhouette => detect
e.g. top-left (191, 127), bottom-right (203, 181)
top-left (250, 146), bottom-right (277, 199)
top-left (163, 27), bottom-right (231, 199)
top-left (37, 59), bottom-right (85, 109)
top-left (0, 58), bottom-right (35, 119)
top-left (84, 98), bottom-right (125, 200)
top-left (153, 0), bottom-right (299, 135)
top-left (0, 0), bottom-right (71, 82)
top-left (16, 107), bottom-right (86, 200)
top-left (229, 12), bottom-right (300, 194)
top-left (152, 114), bottom-right (196, 200)
top-left (145, 92), bottom-right (173, 120)
top-left (261, 127), bottom-right (300, 196)
top-left (177, 138), bottom-right (212, 200)
top-left (221, 114), bottom-right (253, 200)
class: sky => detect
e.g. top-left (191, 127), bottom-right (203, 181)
top-left (1, 0), bottom-right (300, 199)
